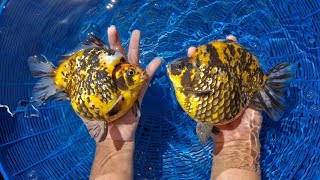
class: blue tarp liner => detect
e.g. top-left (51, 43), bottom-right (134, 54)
top-left (0, 0), bottom-right (319, 179)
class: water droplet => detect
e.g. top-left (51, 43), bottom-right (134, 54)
top-left (29, 128), bottom-right (35, 135)
top-left (310, 104), bottom-right (320, 116)
top-left (305, 90), bottom-right (318, 101)
top-left (309, 37), bottom-right (315, 43)
top-left (154, 2), bottom-right (161, 9)
top-left (27, 170), bottom-right (38, 180)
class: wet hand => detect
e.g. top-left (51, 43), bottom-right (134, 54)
top-left (104, 26), bottom-right (162, 142)
top-left (187, 35), bottom-right (263, 145)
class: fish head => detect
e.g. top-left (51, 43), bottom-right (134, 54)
top-left (166, 57), bottom-right (197, 88)
top-left (114, 63), bottom-right (148, 91)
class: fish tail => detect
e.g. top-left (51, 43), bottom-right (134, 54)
top-left (252, 62), bottom-right (296, 121)
top-left (28, 55), bottom-right (65, 107)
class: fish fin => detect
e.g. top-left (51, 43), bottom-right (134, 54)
top-left (58, 34), bottom-right (109, 64)
top-left (81, 117), bottom-right (108, 143)
top-left (106, 95), bottom-right (123, 116)
top-left (252, 62), bottom-right (296, 121)
top-left (57, 55), bottom-right (72, 64)
top-left (51, 91), bottom-right (70, 101)
top-left (196, 122), bottom-right (213, 145)
top-left (217, 39), bottom-right (238, 44)
top-left (30, 77), bottom-right (60, 107)
top-left (28, 55), bottom-right (62, 107)
top-left (28, 55), bottom-right (56, 78)
top-left (132, 100), bottom-right (141, 118)
top-left (184, 88), bottom-right (212, 95)
top-left (82, 34), bottom-right (109, 50)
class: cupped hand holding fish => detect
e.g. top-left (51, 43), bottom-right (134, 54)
top-left (89, 27), bottom-right (162, 180)
top-left (99, 26), bottom-right (162, 143)
top-left (187, 36), bottom-right (263, 179)
top-left (28, 25), bottom-right (162, 144)
top-left (187, 36), bottom-right (263, 145)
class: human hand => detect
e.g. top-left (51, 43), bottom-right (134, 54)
top-left (82, 26), bottom-right (162, 143)
top-left (105, 26), bottom-right (162, 142)
top-left (187, 35), bottom-right (263, 149)
top-left (188, 35), bottom-right (262, 179)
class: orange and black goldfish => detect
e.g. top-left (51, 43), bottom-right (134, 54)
top-left (167, 39), bottom-right (295, 145)
top-left (28, 35), bottom-right (148, 142)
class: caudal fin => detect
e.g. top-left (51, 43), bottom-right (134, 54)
top-left (28, 56), bottom-right (66, 107)
top-left (252, 62), bottom-right (296, 121)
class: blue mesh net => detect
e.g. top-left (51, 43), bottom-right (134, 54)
top-left (0, 0), bottom-right (320, 179)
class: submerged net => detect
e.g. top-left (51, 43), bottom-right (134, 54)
top-left (0, 0), bottom-right (319, 179)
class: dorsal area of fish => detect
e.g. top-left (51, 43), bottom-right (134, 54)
top-left (53, 47), bottom-right (126, 93)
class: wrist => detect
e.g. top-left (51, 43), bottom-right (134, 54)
top-left (106, 133), bottom-right (135, 143)
top-left (90, 139), bottom-right (135, 179)
top-left (212, 139), bottom-right (261, 179)
top-left (98, 137), bottom-right (135, 149)
top-left (105, 121), bottom-right (138, 142)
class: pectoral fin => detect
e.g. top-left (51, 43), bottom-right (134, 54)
top-left (106, 95), bottom-right (123, 116)
top-left (82, 117), bottom-right (107, 143)
top-left (184, 88), bottom-right (212, 95)
top-left (132, 100), bottom-right (141, 118)
top-left (196, 122), bottom-right (214, 145)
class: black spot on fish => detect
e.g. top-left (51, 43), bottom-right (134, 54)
top-left (115, 75), bottom-right (128, 90)
top-left (206, 43), bottom-right (225, 69)
top-left (181, 65), bottom-right (192, 86)
top-left (227, 44), bottom-right (236, 56)
top-left (120, 57), bottom-right (126, 63)
top-left (223, 48), bottom-right (230, 62)
top-left (96, 70), bottom-right (108, 80)
top-left (107, 104), bottom-right (120, 116)
top-left (196, 61), bottom-right (200, 68)
top-left (105, 49), bottom-right (116, 56)
top-left (237, 48), bottom-right (241, 54)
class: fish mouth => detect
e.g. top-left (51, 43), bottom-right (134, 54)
top-left (166, 64), bottom-right (171, 73)
top-left (140, 71), bottom-right (148, 79)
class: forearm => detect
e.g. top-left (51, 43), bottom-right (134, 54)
top-left (211, 139), bottom-right (261, 180)
top-left (90, 139), bottom-right (135, 180)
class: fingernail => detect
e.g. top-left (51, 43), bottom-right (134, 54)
top-left (156, 57), bottom-right (163, 62)
top-left (108, 25), bottom-right (116, 29)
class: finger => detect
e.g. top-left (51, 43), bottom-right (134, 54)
top-left (138, 58), bottom-right (162, 102)
top-left (107, 25), bottom-right (126, 56)
top-left (187, 47), bottom-right (196, 57)
top-left (226, 35), bottom-right (238, 42)
top-left (128, 30), bottom-right (141, 65)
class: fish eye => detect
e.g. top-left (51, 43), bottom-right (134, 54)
top-left (127, 69), bottom-right (135, 76)
top-left (177, 62), bottom-right (185, 69)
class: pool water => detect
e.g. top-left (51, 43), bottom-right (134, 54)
top-left (0, 0), bottom-right (319, 179)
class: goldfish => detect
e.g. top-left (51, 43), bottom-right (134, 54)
top-left (167, 39), bottom-right (295, 145)
top-left (28, 35), bottom-right (148, 142)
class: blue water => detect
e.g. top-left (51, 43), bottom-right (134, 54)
top-left (0, 0), bottom-right (319, 179)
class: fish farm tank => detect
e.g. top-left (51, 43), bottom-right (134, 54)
top-left (0, 0), bottom-right (319, 179)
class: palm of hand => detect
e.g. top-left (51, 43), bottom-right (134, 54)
top-left (212, 107), bottom-right (263, 144)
